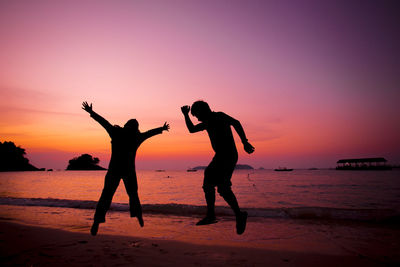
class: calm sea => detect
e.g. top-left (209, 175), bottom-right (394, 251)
top-left (1, 169), bottom-right (399, 222)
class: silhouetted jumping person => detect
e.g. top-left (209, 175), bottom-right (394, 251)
top-left (181, 101), bottom-right (254, 235)
top-left (82, 101), bottom-right (169, 236)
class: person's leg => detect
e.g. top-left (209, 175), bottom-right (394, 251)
top-left (215, 158), bottom-right (240, 215)
top-left (196, 163), bottom-right (218, 225)
top-left (203, 184), bottom-right (216, 218)
top-left (123, 173), bottom-right (143, 227)
top-left (217, 158), bottom-right (247, 235)
top-left (196, 184), bottom-right (218, 225)
top-left (91, 172), bottom-right (121, 235)
top-left (217, 186), bottom-right (240, 216)
top-left (218, 185), bottom-right (247, 234)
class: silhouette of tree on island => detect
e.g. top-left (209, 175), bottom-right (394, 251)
top-left (181, 100), bottom-right (254, 235)
top-left (0, 141), bottom-right (40, 171)
top-left (66, 154), bottom-right (106, 170)
top-left (82, 101), bottom-right (170, 236)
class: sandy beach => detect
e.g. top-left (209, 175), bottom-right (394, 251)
top-left (1, 170), bottom-right (400, 266)
top-left (1, 219), bottom-right (398, 267)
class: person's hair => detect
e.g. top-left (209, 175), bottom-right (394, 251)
top-left (124, 119), bottom-right (139, 131)
top-left (191, 100), bottom-right (211, 117)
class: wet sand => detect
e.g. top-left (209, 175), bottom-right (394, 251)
top-left (1, 220), bottom-right (397, 267)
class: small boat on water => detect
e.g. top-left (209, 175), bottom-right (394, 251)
top-left (187, 168), bottom-right (197, 172)
top-left (274, 167), bottom-right (293, 171)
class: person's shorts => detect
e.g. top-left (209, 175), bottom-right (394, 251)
top-left (203, 155), bottom-right (237, 188)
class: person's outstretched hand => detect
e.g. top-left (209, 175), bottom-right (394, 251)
top-left (243, 141), bottom-right (255, 154)
top-left (181, 105), bottom-right (190, 115)
top-left (163, 122), bottom-right (170, 131)
top-left (82, 101), bottom-right (93, 113)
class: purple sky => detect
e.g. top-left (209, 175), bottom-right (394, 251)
top-left (0, 0), bottom-right (399, 169)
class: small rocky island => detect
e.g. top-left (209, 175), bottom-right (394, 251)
top-left (66, 154), bottom-right (106, 170)
top-left (0, 141), bottom-right (41, 171)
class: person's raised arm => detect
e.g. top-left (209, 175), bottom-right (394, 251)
top-left (181, 105), bottom-right (206, 133)
top-left (141, 122), bottom-right (170, 141)
top-left (226, 114), bottom-right (255, 154)
top-left (82, 101), bottom-right (113, 135)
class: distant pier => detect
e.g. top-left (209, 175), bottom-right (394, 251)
top-left (336, 157), bottom-right (391, 170)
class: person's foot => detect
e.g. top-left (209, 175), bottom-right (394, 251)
top-left (90, 221), bottom-right (99, 236)
top-left (196, 216), bottom-right (218, 225)
top-left (236, 211), bottom-right (247, 235)
top-left (137, 215), bottom-right (144, 227)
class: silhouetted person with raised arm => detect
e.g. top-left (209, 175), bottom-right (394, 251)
top-left (82, 101), bottom-right (169, 236)
top-left (181, 101), bottom-right (254, 235)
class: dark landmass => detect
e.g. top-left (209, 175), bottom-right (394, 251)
top-left (0, 141), bottom-right (41, 171)
top-left (192, 166), bottom-right (204, 170)
top-left (235, 164), bottom-right (254, 170)
top-left (193, 164), bottom-right (254, 170)
top-left (66, 154), bottom-right (106, 170)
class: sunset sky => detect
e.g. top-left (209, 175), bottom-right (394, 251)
top-left (1, 0), bottom-right (399, 170)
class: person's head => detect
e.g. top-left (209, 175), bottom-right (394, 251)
top-left (124, 119), bottom-right (139, 132)
top-left (191, 100), bottom-right (212, 122)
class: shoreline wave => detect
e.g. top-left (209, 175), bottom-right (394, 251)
top-left (1, 197), bottom-right (399, 222)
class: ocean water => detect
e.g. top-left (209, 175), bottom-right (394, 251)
top-left (1, 169), bottom-right (400, 251)
top-left (1, 169), bottom-right (399, 222)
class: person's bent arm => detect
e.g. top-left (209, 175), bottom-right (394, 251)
top-left (181, 105), bottom-right (205, 133)
top-left (82, 101), bottom-right (113, 135)
top-left (230, 116), bottom-right (255, 154)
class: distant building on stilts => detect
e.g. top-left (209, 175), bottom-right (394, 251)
top-left (336, 157), bottom-right (391, 170)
